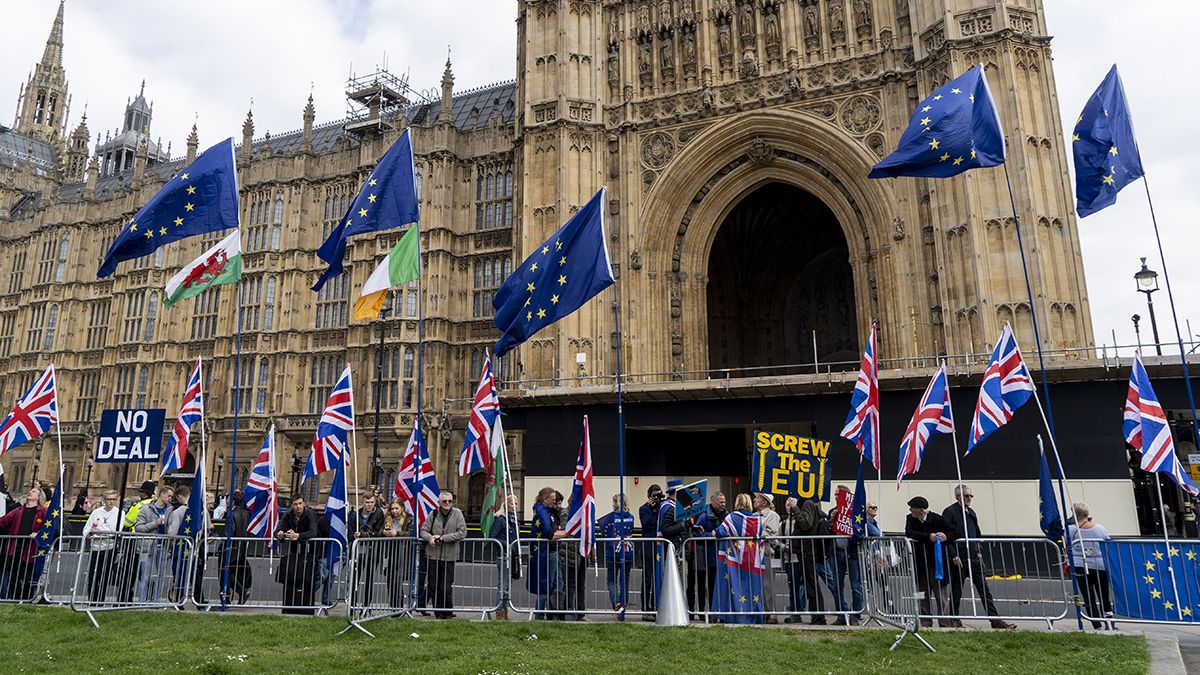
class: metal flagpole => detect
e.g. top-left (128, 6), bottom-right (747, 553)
top-left (53, 364), bottom-right (64, 558)
top-left (1141, 177), bottom-right (1200, 449)
top-left (612, 292), bottom-right (629, 616)
top-left (348, 365), bottom-right (360, 520)
top-left (1001, 163), bottom-right (1083, 629)
top-left (943, 361), bottom-right (977, 617)
top-left (223, 283), bottom-right (245, 611)
top-left (1152, 473), bottom-right (1185, 621)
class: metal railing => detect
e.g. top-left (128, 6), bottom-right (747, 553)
top-left (859, 536), bottom-right (931, 651)
top-left (507, 537), bottom-right (659, 620)
top-left (68, 533), bottom-right (197, 625)
top-left (191, 536), bottom-right (345, 615)
top-left (1079, 538), bottom-right (1200, 628)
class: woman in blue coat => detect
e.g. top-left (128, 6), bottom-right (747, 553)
top-left (597, 494), bottom-right (635, 611)
top-left (528, 487), bottom-right (564, 618)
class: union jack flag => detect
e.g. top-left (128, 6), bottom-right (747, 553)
top-left (563, 415), bottom-right (596, 558)
top-left (304, 365), bottom-right (354, 482)
top-left (0, 364), bottom-right (58, 457)
top-left (841, 324), bottom-right (880, 470)
top-left (897, 364), bottom-right (955, 487)
top-left (161, 358), bottom-right (203, 476)
top-left (967, 323), bottom-right (1035, 453)
top-left (716, 510), bottom-right (766, 573)
top-left (244, 424), bottom-right (280, 538)
top-left (395, 419), bottom-right (440, 529)
top-left (458, 354), bottom-right (500, 476)
top-left (1124, 353), bottom-right (1198, 495)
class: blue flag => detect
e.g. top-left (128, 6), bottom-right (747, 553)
top-left (850, 461), bottom-right (868, 542)
top-left (1103, 540), bottom-right (1200, 623)
top-left (869, 65), bottom-right (1005, 179)
top-left (180, 458), bottom-right (207, 539)
top-left (325, 457), bottom-right (348, 575)
top-left (97, 139), bottom-right (239, 278)
top-left (1073, 65), bottom-right (1144, 217)
top-left (32, 479), bottom-right (63, 583)
top-left (492, 187), bottom-right (614, 358)
top-left (313, 128), bottom-right (420, 291)
top-left (1037, 441), bottom-right (1063, 541)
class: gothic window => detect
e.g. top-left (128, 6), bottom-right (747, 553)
top-left (373, 347), bottom-right (402, 410)
top-left (241, 276), bottom-right (263, 331)
top-left (76, 371), bottom-right (100, 422)
top-left (136, 365), bottom-right (149, 408)
top-left (402, 347), bottom-right (415, 409)
top-left (322, 185), bottom-right (353, 240)
top-left (308, 354), bottom-right (341, 414)
top-left (246, 192), bottom-right (275, 253)
top-left (44, 304), bottom-right (58, 351)
top-left (232, 357), bottom-right (257, 414)
top-left (123, 290), bottom-right (145, 343)
top-left (9, 250), bottom-right (26, 294)
top-left (263, 276), bottom-right (277, 330)
top-left (255, 357), bottom-right (270, 414)
top-left (143, 292), bottom-right (159, 341)
top-left (55, 235), bottom-right (69, 283)
top-left (37, 238), bottom-right (56, 284)
top-left (113, 366), bottom-right (135, 408)
top-left (315, 273), bottom-right (348, 329)
top-left (475, 162), bottom-right (514, 231)
top-left (134, 248), bottom-right (165, 270)
top-left (34, 91), bottom-right (45, 124)
top-left (24, 304), bottom-right (45, 352)
top-left (86, 300), bottom-right (110, 350)
top-left (191, 287), bottom-right (221, 340)
top-left (472, 255), bottom-right (512, 317)
top-left (48, 96), bottom-right (57, 126)
top-left (0, 312), bottom-right (15, 357)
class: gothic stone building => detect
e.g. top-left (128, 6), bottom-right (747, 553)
top-left (7, 1), bottom-right (1177, 536)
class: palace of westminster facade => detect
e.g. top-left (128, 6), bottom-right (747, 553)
top-left (0, 1), bottom-right (1095, 515)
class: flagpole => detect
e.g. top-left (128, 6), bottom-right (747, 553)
top-left (53, 365), bottom-right (64, 566)
top-left (348, 365), bottom-right (361, 525)
top-left (611, 292), bottom-right (626, 533)
top-left (1141, 177), bottom-right (1200, 450)
top-left (943, 360), bottom-right (977, 618)
top-left (224, 281), bottom-right (245, 611)
top-left (1152, 472), bottom-right (1185, 621)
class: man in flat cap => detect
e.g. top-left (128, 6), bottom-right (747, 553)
top-left (904, 495), bottom-right (956, 626)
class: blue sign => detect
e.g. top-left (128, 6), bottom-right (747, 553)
top-left (675, 479), bottom-right (708, 520)
top-left (96, 409), bottom-right (167, 463)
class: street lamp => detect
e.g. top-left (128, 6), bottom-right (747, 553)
top-left (290, 453), bottom-right (302, 496)
top-left (31, 457), bottom-right (40, 484)
top-left (1135, 257), bottom-right (1163, 356)
top-left (85, 456), bottom-right (95, 491)
top-left (371, 306), bottom-right (392, 489)
top-left (215, 453), bottom-right (225, 495)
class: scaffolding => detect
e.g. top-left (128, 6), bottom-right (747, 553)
top-left (343, 67), bottom-right (432, 137)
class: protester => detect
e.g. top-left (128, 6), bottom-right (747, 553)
top-left (490, 494), bottom-right (521, 620)
top-left (795, 495), bottom-right (831, 624)
top-left (529, 487), bottom-right (565, 619)
top-left (941, 486), bottom-right (1016, 629)
top-left (222, 491), bottom-right (252, 605)
top-left (711, 493), bottom-right (764, 623)
top-left (597, 493), bottom-right (635, 613)
top-left (82, 490), bottom-right (122, 603)
top-left (350, 494), bottom-right (385, 611)
top-left (904, 495), bottom-right (956, 626)
top-left (117, 480), bottom-right (157, 603)
top-left (382, 498), bottom-right (413, 612)
top-left (1068, 501), bottom-right (1113, 630)
top-left (275, 495), bottom-right (320, 614)
top-left (637, 483), bottom-right (663, 619)
top-left (133, 485), bottom-right (174, 603)
top-left (165, 484), bottom-right (192, 604)
top-left (779, 496), bottom-right (808, 623)
top-left (753, 492), bottom-right (781, 624)
top-left (653, 480), bottom-right (692, 618)
top-left (826, 484), bottom-right (864, 626)
top-left (688, 491), bottom-right (725, 617)
top-left (0, 486), bottom-right (47, 601)
top-left (420, 491), bottom-right (466, 619)
top-left (70, 490), bottom-right (90, 516)
top-left (865, 501), bottom-right (881, 537)
top-left (560, 493), bottom-right (591, 621)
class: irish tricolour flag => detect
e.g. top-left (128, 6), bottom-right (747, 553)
top-left (165, 230), bottom-right (242, 308)
top-left (353, 225), bottom-right (420, 321)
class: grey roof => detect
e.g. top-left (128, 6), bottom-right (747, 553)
top-left (0, 126), bottom-right (57, 174)
top-left (407, 80), bottom-right (517, 132)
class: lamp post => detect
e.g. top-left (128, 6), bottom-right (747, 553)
top-left (371, 306), bottom-right (392, 490)
top-left (290, 453), bottom-right (301, 496)
top-left (1135, 257), bottom-right (1163, 356)
top-left (31, 457), bottom-right (40, 484)
top-left (85, 456), bottom-right (95, 491)
top-left (215, 453), bottom-right (225, 495)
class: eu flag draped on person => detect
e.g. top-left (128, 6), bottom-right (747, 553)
top-left (967, 323), bottom-right (1035, 453)
top-left (245, 425), bottom-right (279, 538)
top-left (1103, 540), bottom-right (1199, 623)
top-left (868, 65), bottom-right (1005, 179)
top-left (161, 358), bottom-right (203, 476)
top-left (1125, 353), bottom-right (1199, 495)
top-left (492, 187), bottom-right (614, 358)
top-left (841, 324), bottom-right (880, 470)
top-left (31, 480), bottom-right (63, 583)
top-left (0, 364), bottom-right (58, 458)
top-left (1072, 65), bottom-right (1144, 217)
top-left (897, 364), bottom-right (954, 486)
top-left (711, 509), bottom-right (765, 624)
top-left (1038, 439), bottom-right (1063, 541)
top-left (458, 354), bottom-right (500, 476)
top-left (303, 366), bottom-right (354, 482)
top-left (97, 139), bottom-right (239, 277)
top-left (313, 128), bottom-right (419, 291)
top-left (563, 416), bottom-right (596, 558)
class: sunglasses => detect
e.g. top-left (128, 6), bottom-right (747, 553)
top-left (440, 499), bottom-right (454, 503)
top-left (867, 505), bottom-right (878, 510)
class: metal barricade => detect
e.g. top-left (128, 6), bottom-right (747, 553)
top-left (911, 537), bottom-right (1070, 628)
top-left (192, 536), bottom-right (345, 616)
top-left (41, 535), bottom-right (86, 605)
top-left (69, 532), bottom-right (196, 626)
top-left (859, 536), bottom-right (932, 651)
top-left (508, 537), bottom-right (656, 621)
top-left (1078, 538), bottom-right (1200, 628)
top-left (0, 533), bottom-right (56, 604)
top-left (344, 537), bottom-right (503, 633)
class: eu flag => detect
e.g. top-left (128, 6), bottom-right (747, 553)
top-left (850, 461), bottom-right (867, 542)
top-left (1103, 540), bottom-right (1200, 622)
top-left (180, 458), bottom-right (206, 539)
top-left (1073, 65), bottom-right (1144, 217)
top-left (869, 65), bottom-right (1005, 179)
top-left (492, 188), bottom-right (614, 358)
top-left (97, 139), bottom-right (239, 278)
top-left (32, 479), bottom-right (63, 582)
top-left (312, 128), bottom-right (420, 291)
top-left (1037, 441), bottom-right (1063, 541)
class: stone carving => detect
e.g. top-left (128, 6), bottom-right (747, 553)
top-left (829, 0), bottom-right (845, 33)
top-left (658, 0), bottom-right (672, 27)
top-left (607, 45), bottom-right (620, 88)
top-left (660, 33), bottom-right (674, 70)
top-left (746, 137), bottom-right (775, 166)
top-left (630, 250), bottom-right (642, 270)
top-left (608, 9), bottom-right (620, 43)
top-left (740, 2), bottom-right (755, 38)
top-left (892, 216), bottom-right (906, 241)
top-left (787, 63), bottom-right (802, 94)
top-left (839, 95), bottom-right (882, 134)
top-left (717, 21), bottom-right (733, 68)
top-left (681, 28), bottom-right (697, 77)
top-left (638, 39), bottom-right (653, 86)
top-left (715, 0), bottom-right (733, 18)
top-left (764, 9), bottom-right (781, 59)
top-left (879, 27), bottom-right (893, 49)
top-left (701, 84), bottom-right (715, 113)
top-left (638, 3), bottom-right (652, 35)
top-left (641, 132), bottom-right (676, 169)
top-left (854, 0), bottom-right (873, 34)
top-left (804, 3), bottom-right (819, 36)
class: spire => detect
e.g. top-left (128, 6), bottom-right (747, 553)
top-left (300, 94), bottom-right (315, 154)
top-left (438, 55), bottom-right (454, 125)
top-left (15, 0), bottom-right (70, 142)
top-left (186, 120), bottom-right (198, 163)
top-left (241, 108), bottom-right (254, 161)
top-left (41, 1), bottom-right (65, 70)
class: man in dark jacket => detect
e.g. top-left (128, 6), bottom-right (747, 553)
top-left (222, 491), bottom-right (252, 605)
top-left (349, 494), bottom-right (386, 611)
top-left (688, 492), bottom-right (726, 615)
top-left (941, 485), bottom-right (1016, 629)
top-left (904, 495), bottom-right (956, 626)
top-left (637, 484), bottom-right (663, 618)
top-left (274, 495), bottom-right (320, 614)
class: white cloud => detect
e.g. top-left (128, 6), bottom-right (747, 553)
top-left (1, 0), bottom-right (1193, 356)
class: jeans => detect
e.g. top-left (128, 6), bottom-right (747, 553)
top-left (825, 548), bottom-right (864, 618)
top-left (534, 552), bottom-right (560, 619)
top-left (136, 546), bottom-right (168, 603)
top-left (606, 558), bottom-right (630, 609)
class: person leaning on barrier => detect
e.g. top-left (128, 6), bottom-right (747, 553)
top-left (0, 486), bottom-right (47, 601)
top-left (637, 484), bottom-right (664, 618)
top-left (597, 493), bottom-right (635, 613)
top-left (165, 484), bottom-right (193, 605)
top-left (83, 490), bottom-right (122, 603)
top-left (560, 492), bottom-right (593, 621)
top-left (350, 493), bottom-right (386, 612)
top-left (116, 480), bottom-right (156, 603)
top-left (275, 495), bottom-right (321, 615)
top-left (791, 495), bottom-right (830, 624)
top-left (529, 486), bottom-right (566, 619)
top-left (222, 491), bottom-right (252, 605)
top-left (826, 484), bottom-right (865, 626)
top-left (133, 485), bottom-right (174, 604)
top-left (380, 498), bottom-right (413, 613)
top-left (490, 494), bottom-right (521, 620)
top-left (941, 486), bottom-right (1016, 630)
top-left (421, 491), bottom-right (466, 619)
top-left (687, 491), bottom-right (726, 618)
top-left (752, 492), bottom-right (782, 624)
top-left (904, 495), bottom-right (956, 627)
top-left (779, 497), bottom-right (807, 624)
top-left (1067, 501), bottom-right (1114, 630)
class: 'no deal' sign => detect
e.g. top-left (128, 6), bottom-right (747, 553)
top-left (96, 408), bottom-right (167, 463)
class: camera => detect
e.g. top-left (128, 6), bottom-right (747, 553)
top-left (649, 491), bottom-right (665, 506)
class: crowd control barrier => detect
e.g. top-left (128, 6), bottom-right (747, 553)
top-left (68, 532), bottom-right (196, 627)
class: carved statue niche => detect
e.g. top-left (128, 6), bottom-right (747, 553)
top-left (764, 9), bottom-right (781, 59)
top-left (681, 27), bottom-right (697, 77)
top-left (717, 20), bottom-right (734, 68)
top-left (855, 0), bottom-right (873, 31)
top-left (608, 44), bottom-right (620, 89)
top-left (639, 38), bottom-right (654, 86)
top-left (740, 1), bottom-right (756, 49)
top-left (804, 3), bottom-right (819, 37)
top-left (660, 31), bottom-right (676, 82)
top-left (829, 0), bottom-right (845, 34)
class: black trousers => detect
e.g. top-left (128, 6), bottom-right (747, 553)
top-left (428, 559), bottom-right (455, 612)
top-left (87, 548), bottom-right (115, 603)
top-left (640, 542), bottom-right (657, 611)
top-left (687, 565), bottom-right (712, 613)
top-left (801, 555), bottom-right (825, 613)
top-left (946, 555), bottom-right (999, 617)
top-left (1075, 568), bottom-right (1113, 625)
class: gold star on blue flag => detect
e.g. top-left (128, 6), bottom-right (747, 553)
top-left (1072, 65), bottom-right (1144, 217)
top-left (869, 65), bottom-right (1005, 179)
top-left (182, 457), bottom-right (207, 541)
top-left (492, 188), bottom-right (615, 358)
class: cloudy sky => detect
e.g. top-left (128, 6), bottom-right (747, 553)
top-left (1, 0), bottom-right (1194, 356)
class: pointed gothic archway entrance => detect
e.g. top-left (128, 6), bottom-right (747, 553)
top-left (706, 182), bottom-right (857, 373)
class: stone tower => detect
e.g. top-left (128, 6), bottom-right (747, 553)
top-left (64, 111), bottom-right (90, 182)
top-left (14, 0), bottom-right (70, 144)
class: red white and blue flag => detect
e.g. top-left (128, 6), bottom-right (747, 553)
top-left (0, 364), bottom-right (58, 457)
top-left (395, 419), bottom-right (440, 529)
top-left (563, 415), bottom-right (596, 558)
top-left (304, 365), bottom-right (354, 482)
top-left (458, 354), bottom-right (500, 476)
top-left (967, 323), bottom-right (1035, 453)
top-left (245, 424), bottom-right (280, 538)
top-left (841, 324), bottom-right (880, 470)
top-left (1124, 353), bottom-right (1198, 495)
top-left (897, 364), bottom-right (954, 487)
top-left (162, 358), bottom-right (203, 476)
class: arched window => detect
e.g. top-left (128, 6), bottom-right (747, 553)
top-left (144, 292), bottom-right (158, 341)
top-left (402, 347), bottom-right (415, 408)
top-left (136, 365), bottom-right (149, 407)
top-left (55, 235), bottom-right (69, 283)
top-left (273, 195), bottom-right (284, 224)
top-left (263, 277), bottom-right (277, 330)
top-left (44, 304), bottom-right (58, 351)
top-left (255, 357), bottom-right (270, 414)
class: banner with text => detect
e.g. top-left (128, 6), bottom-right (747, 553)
top-left (750, 430), bottom-right (832, 502)
top-left (96, 408), bottom-right (167, 463)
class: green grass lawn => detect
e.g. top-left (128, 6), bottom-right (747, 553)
top-left (0, 606), bottom-right (1148, 674)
